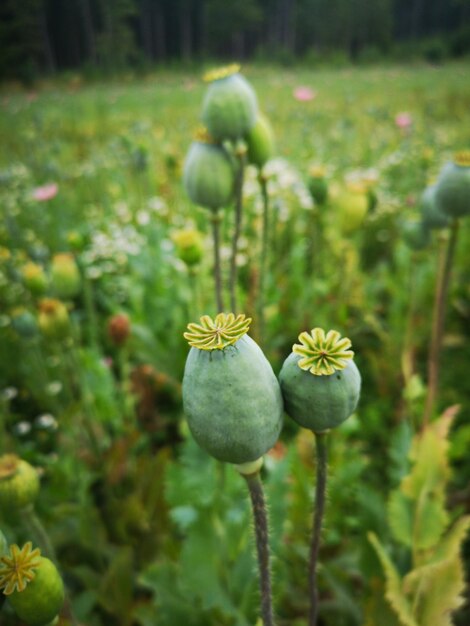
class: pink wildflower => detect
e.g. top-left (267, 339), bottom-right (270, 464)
top-left (293, 86), bottom-right (316, 102)
top-left (32, 183), bottom-right (58, 202)
top-left (395, 112), bottom-right (412, 131)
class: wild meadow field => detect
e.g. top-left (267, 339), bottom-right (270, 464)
top-left (1, 61), bottom-right (470, 626)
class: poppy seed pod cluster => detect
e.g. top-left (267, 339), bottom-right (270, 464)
top-left (182, 313), bottom-right (283, 464)
top-left (0, 542), bottom-right (64, 626)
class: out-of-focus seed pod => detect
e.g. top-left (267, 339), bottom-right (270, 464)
top-left (172, 229), bottom-right (204, 267)
top-left (22, 262), bottom-right (47, 296)
top-left (183, 130), bottom-right (235, 210)
top-left (50, 253), bottom-right (81, 299)
top-left (0, 455), bottom-right (40, 512)
top-left (202, 65), bottom-right (258, 142)
top-left (107, 313), bottom-right (131, 347)
top-left (307, 165), bottom-right (328, 206)
top-left (38, 299), bottom-right (70, 340)
top-left (434, 151), bottom-right (470, 218)
top-left (420, 185), bottom-right (450, 230)
top-left (246, 114), bottom-right (275, 169)
top-left (402, 219), bottom-right (430, 250)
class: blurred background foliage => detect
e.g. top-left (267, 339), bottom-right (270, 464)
top-left (0, 0), bottom-right (470, 83)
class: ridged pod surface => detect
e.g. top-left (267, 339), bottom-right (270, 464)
top-left (435, 154), bottom-right (470, 218)
top-left (420, 185), bottom-right (449, 229)
top-left (183, 141), bottom-right (234, 210)
top-left (202, 73), bottom-right (258, 142)
top-left (279, 354), bottom-right (361, 432)
top-left (183, 333), bottom-right (283, 464)
top-left (246, 114), bottom-right (275, 168)
top-left (0, 456), bottom-right (39, 512)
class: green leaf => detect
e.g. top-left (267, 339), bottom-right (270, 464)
top-left (404, 557), bottom-right (467, 626)
top-left (388, 490), bottom-right (413, 547)
top-left (98, 547), bottom-right (134, 623)
top-left (368, 532), bottom-right (418, 626)
top-left (412, 487), bottom-right (448, 551)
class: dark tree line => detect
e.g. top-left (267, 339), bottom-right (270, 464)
top-left (0, 0), bottom-right (469, 81)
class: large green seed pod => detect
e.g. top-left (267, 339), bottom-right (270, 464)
top-left (0, 455), bottom-right (40, 512)
top-left (420, 185), bottom-right (450, 229)
top-left (182, 313), bottom-right (283, 464)
top-left (0, 543), bottom-right (64, 626)
top-left (279, 328), bottom-right (361, 433)
top-left (183, 134), bottom-right (234, 210)
top-left (401, 219), bottom-right (430, 250)
top-left (246, 113), bottom-right (275, 168)
top-left (434, 151), bottom-right (470, 218)
top-left (202, 65), bottom-right (258, 142)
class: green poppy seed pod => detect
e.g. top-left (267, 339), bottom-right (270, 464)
top-left (434, 151), bottom-right (470, 218)
top-left (307, 166), bottom-right (328, 206)
top-left (246, 114), bottom-right (275, 168)
top-left (0, 543), bottom-right (64, 626)
top-left (183, 133), bottom-right (235, 210)
top-left (420, 185), bottom-right (450, 230)
top-left (182, 313), bottom-right (283, 464)
top-left (50, 253), bottom-right (81, 299)
top-left (401, 219), bottom-right (430, 250)
top-left (0, 530), bottom-right (7, 555)
top-left (202, 65), bottom-right (258, 142)
top-left (279, 328), bottom-right (361, 433)
top-left (38, 299), bottom-right (70, 340)
top-left (172, 229), bottom-right (204, 267)
top-left (0, 455), bottom-right (40, 512)
top-left (333, 182), bottom-right (369, 233)
top-left (22, 262), bottom-right (48, 296)
top-left (11, 309), bottom-right (38, 339)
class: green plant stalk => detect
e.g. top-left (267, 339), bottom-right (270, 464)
top-left (309, 431), bottom-right (328, 626)
top-left (257, 171), bottom-right (269, 344)
top-left (230, 149), bottom-right (246, 313)
top-left (78, 258), bottom-right (99, 349)
top-left (211, 210), bottom-right (224, 312)
top-left (243, 471), bottom-right (275, 626)
top-left (423, 218), bottom-right (459, 427)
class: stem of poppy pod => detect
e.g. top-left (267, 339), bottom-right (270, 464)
top-left (309, 431), bottom-right (328, 626)
top-left (211, 209), bottom-right (224, 313)
top-left (423, 218), bottom-right (459, 428)
top-left (230, 146), bottom-right (247, 313)
top-left (237, 459), bottom-right (275, 626)
top-left (257, 170), bottom-right (270, 344)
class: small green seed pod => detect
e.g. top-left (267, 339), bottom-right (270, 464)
top-left (182, 313), bottom-right (283, 464)
top-left (420, 185), bottom-right (450, 229)
top-left (333, 182), bottom-right (369, 233)
top-left (0, 455), bottom-right (40, 512)
top-left (401, 219), bottom-right (430, 250)
top-left (202, 65), bottom-right (258, 142)
top-left (50, 253), bottom-right (81, 299)
top-left (0, 543), bottom-right (64, 626)
top-left (246, 114), bottom-right (275, 168)
top-left (183, 131), bottom-right (235, 211)
top-left (435, 151), bottom-right (470, 218)
top-left (307, 166), bottom-right (328, 206)
top-left (279, 328), bottom-right (361, 433)
top-left (11, 309), bottom-right (38, 339)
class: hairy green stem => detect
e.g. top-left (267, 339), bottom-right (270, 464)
top-left (20, 504), bottom-right (57, 561)
top-left (211, 211), bottom-right (224, 312)
top-left (309, 432), bottom-right (328, 626)
top-left (230, 150), bottom-right (246, 313)
top-left (257, 171), bottom-right (269, 343)
top-left (243, 472), bottom-right (275, 626)
top-left (423, 218), bottom-right (459, 427)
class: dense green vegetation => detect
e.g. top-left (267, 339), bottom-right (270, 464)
top-left (0, 61), bottom-right (470, 625)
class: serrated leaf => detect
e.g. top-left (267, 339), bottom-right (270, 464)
top-left (405, 557), bottom-right (466, 626)
top-left (388, 490), bottom-right (413, 547)
top-left (413, 487), bottom-right (448, 551)
top-left (98, 547), bottom-right (134, 622)
top-left (368, 532), bottom-right (418, 626)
